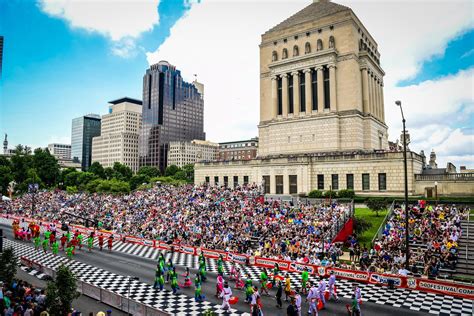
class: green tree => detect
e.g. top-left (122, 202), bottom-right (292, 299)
top-left (64, 171), bottom-right (81, 188)
top-left (46, 265), bottom-right (80, 316)
top-left (137, 166), bottom-right (161, 178)
top-left (337, 189), bottom-right (355, 199)
top-left (112, 162), bottom-right (132, 181)
top-left (130, 174), bottom-right (149, 190)
top-left (182, 164), bottom-right (194, 183)
top-left (366, 198), bottom-right (387, 217)
top-left (104, 167), bottom-right (114, 180)
top-left (173, 170), bottom-right (187, 181)
top-left (0, 248), bottom-right (18, 286)
top-left (0, 165), bottom-right (13, 195)
top-left (76, 172), bottom-right (98, 190)
top-left (165, 164), bottom-right (180, 177)
top-left (10, 149), bottom-right (32, 187)
top-left (89, 162), bottom-right (106, 179)
top-left (32, 148), bottom-right (60, 187)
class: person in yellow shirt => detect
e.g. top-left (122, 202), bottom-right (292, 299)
top-left (284, 273), bottom-right (291, 302)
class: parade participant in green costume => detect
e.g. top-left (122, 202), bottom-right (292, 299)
top-left (66, 246), bottom-right (74, 259)
top-left (34, 236), bottom-right (41, 250)
top-left (194, 273), bottom-right (204, 302)
top-left (245, 274), bottom-right (254, 303)
top-left (260, 268), bottom-right (269, 295)
top-left (77, 233), bottom-right (83, 250)
top-left (217, 255), bottom-right (224, 275)
top-left (170, 267), bottom-right (179, 294)
top-left (52, 240), bottom-right (59, 255)
top-left (272, 263), bottom-right (280, 286)
top-left (165, 259), bottom-right (174, 284)
top-left (199, 258), bottom-right (207, 281)
top-left (42, 238), bottom-right (48, 253)
top-left (87, 235), bottom-right (94, 252)
top-left (301, 267), bottom-right (309, 294)
top-left (154, 266), bottom-right (165, 291)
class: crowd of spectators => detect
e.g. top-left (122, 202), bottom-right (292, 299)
top-left (0, 279), bottom-right (48, 316)
top-left (1, 185), bottom-right (468, 278)
top-left (343, 202), bottom-right (468, 278)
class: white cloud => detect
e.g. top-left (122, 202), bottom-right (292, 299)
top-left (111, 37), bottom-right (139, 58)
top-left (147, 0), bottom-right (474, 166)
top-left (39, 0), bottom-right (160, 56)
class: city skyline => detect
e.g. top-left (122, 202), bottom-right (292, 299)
top-left (0, 0), bottom-right (473, 168)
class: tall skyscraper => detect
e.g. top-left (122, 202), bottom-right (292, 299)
top-left (92, 97), bottom-right (142, 172)
top-left (71, 114), bottom-right (101, 171)
top-left (139, 61), bottom-right (205, 172)
top-left (47, 143), bottom-right (71, 160)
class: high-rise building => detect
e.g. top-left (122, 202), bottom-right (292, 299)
top-left (47, 143), bottom-right (71, 160)
top-left (168, 139), bottom-right (219, 168)
top-left (92, 97), bottom-right (142, 172)
top-left (139, 61), bottom-right (205, 172)
top-left (71, 114), bottom-right (101, 171)
top-left (195, 0), bottom-right (426, 195)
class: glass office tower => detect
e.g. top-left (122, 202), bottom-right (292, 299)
top-left (71, 114), bottom-right (101, 171)
top-left (139, 61), bottom-right (205, 172)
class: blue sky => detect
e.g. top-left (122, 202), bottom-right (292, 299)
top-left (0, 0), bottom-right (189, 147)
top-left (0, 0), bottom-right (473, 167)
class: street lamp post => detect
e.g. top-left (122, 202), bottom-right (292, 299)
top-left (127, 276), bottom-right (139, 315)
top-left (396, 100), bottom-right (410, 270)
top-left (434, 181), bottom-right (438, 206)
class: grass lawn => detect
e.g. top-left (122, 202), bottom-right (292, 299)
top-left (355, 207), bottom-right (388, 246)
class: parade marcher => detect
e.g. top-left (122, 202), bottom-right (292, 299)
top-left (306, 283), bottom-right (319, 316)
top-left (349, 294), bottom-right (361, 316)
top-left (275, 281), bottom-right (283, 309)
top-left (154, 266), bottom-right (165, 291)
top-left (66, 245), bottom-right (74, 259)
top-left (301, 268), bottom-right (309, 295)
top-left (284, 274), bottom-right (292, 302)
top-left (194, 273), bottom-right (205, 302)
top-left (98, 233), bottom-right (104, 251)
top-left (183, 267), bottom-right (192, 287)
top-left (165, 259), bottom-right (174, 284)
top-left (259, 268), bottom-right (269, 295)
top-left (287, 297), bottom-right (298, 316)
top-left (318, 277), bottom-right (327, 309)
top-left (52, 240), bottom-right (59, 255)
top-left (245, 274), bottom-right (254, 303)
top-left (250, 286), bottom-right (262, 316)
top-left (217, 255), bottom-right (224, 275)
top-left (235, 267), bottom-right (244, 289)
top-left (216, 273), bottom-right (224, 297)
top-left (41, 237), bottom-right (49, 253)
top-left (107, 235), bottom-right (113, 251)
top-left (60, 233), bottom-right (67, 250)
top-left (77, 232), bottom-right (83, 250)
top-left (272, 263), bottom-right (280, 286)
top-left (199, 257), bottom-right (207, 282)
top-left (230, 262), bottom-right (237, 280)
top-left (87, 234), bottom-right (94, 252)
top-left (33, 235), bottom-right (41, 250)
top-left (49, 230), bottom-right (56, 246)
top-left (170, 267), bottom-right (179, 294)
top-left (294, 288), bottom-right (302, 316)
top-left (328, 271), bottom-right (339, 301)
top-left (220, 281), bottom-right (233, 312)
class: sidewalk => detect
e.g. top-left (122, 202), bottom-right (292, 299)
top-left (16, 267), bottom-right (127, 316)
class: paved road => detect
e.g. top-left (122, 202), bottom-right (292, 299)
top-left (0, 223), bottom-right (429, 316)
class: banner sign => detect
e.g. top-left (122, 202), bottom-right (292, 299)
top-left (289, 262), bottom-right (315, 274)
top-left (180, 246), bottom-right (195, 255)
top-left (417, 280), bottom-right (474, 300)
top-left (201, 249), bottom-right (225, 259)
top-left (326, 268), bottom-right (370, 282)
top-left (227, 253), bottom-right (247, 265)
top-left (254, 257), bottom-right (289, 270)
top-left (369, 273), bottom-right (403, 287)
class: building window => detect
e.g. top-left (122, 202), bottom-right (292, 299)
top-left (299, 72), bottom-right (305, 112)
top-left (243, 176), bottom-right (249, 185)
top-left (362, 173), bottom-right (370, 191)
top-left (346, 174), bottom-right (354, 190)
top-left (305, 42), bottom-right (311, 54)
top-left (214, 176), bottom-right (219, 185)
top-left (317, 174), bottom-right (324, 190)
top-left (311, 70), bottom-right (318, 111)
top-left (288, 74), bottom-right (294, 114)
top-left (205, 176), bottom-right (209, 184)
top-left (277, 77), bottom-right (283, 115)
top-left (272, 51), bottom-right (278, 62)
top-left (263, 175), bottom-right (270, 194)
top-left (282, 48), bottom-right (288, 59)
top-left (289, 175), bottom-right (297, 194)
top-left (323, 66), bottom-right (330, 109)
top-left (233, 175), bottom-right (239, 187)
top-left (275, 175), bottom-right (284, 194)
top-left (223, 176), bottom-right (229, 187)
top-left (293, 45), bottom-right (299, 57)
top-left (378, 173), bottom-right (387, 191)
top-left (331, 174), bottom-right (339, 190)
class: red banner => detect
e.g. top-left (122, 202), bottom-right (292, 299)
top-left (227, 253), bottom-right (248, 265)
top-left (254, 257), bottom-right (290, 270)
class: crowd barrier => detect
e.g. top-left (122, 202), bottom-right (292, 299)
top-left (5, 214), bottom-right (474, 300)
top-left (20, 256), bottom-right (170, 316)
